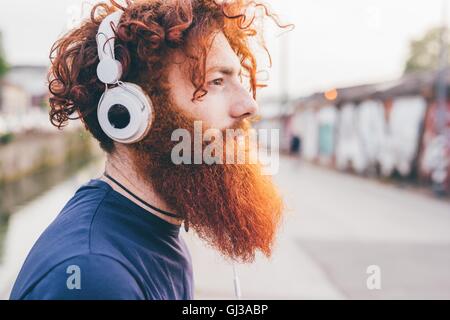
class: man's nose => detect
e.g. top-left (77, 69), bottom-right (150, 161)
top-left (229, 88), bottom-right (259, 120)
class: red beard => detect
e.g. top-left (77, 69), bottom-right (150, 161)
top-left (129, 93), bottom-right (284, 263)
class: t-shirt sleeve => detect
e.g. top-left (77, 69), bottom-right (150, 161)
top-left (22, 254), bottom-right (146, 300)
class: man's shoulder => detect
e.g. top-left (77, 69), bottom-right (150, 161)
top-left (23, 179), bottom-right (112, 263)
top-left (10, 253), bottom-right (145, 300)
top-left (9, 179), bottom-right (123, 299)
top-left (57, 178), bottom-right (112, 222)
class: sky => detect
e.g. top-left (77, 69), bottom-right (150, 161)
top-left (0, 0), bottom-right (447, 99)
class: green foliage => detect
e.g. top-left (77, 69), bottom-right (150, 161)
top-left (0, 132), bottom-right (14, 145)
top-left (0, 31), bottom-right (8, 78)
top-left (404, 27), bottom-right (450, 74)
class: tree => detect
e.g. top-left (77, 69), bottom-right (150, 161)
top-left (0, 31), bottom-right (8, 113)
top-left (0, 31), bottom-right (8, 78)
top-left (404, 26), bottom-right (450, 74)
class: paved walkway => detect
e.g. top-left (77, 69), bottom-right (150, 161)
top-left (186, 156), bottom-right (450, 299)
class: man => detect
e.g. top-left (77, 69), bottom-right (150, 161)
top-left (10, 0), bottom-right (286, 300)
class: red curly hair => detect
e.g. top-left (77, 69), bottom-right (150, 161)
top-left (48, 0), bottom-right (292, 153)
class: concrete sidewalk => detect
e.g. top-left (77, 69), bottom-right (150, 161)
top-left (184, 156), bottom-right (450, 299)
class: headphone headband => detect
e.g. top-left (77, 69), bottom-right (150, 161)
top-left (96, 10), bottom-right (123, 61)
top-left (96, 10), bottom-right (124, 84)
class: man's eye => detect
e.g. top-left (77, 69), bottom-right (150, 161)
top-left (210, 78), bottom-right (224, 86)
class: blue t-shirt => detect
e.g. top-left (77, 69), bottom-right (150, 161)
top-left (9, 178), bottom-right (194, 300)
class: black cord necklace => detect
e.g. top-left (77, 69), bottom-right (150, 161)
top-left (103, 171), bottom-right (181, 220)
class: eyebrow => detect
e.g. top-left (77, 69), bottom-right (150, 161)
top-left (206, 65), bottom-right (242, 76)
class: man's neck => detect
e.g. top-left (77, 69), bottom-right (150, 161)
top-left (100, 151), bottom-right (183, 226)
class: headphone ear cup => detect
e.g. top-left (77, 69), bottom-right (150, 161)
top-left (97, 83), bottom-right (153, 144)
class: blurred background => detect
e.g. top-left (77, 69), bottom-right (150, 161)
top-left (0, 0), bottom-right (449, 299)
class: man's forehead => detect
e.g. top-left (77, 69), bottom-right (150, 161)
top-left (169, 32), bottom-right (241, 86)
top-left (169, 32), bottom-right (241, 75)
top-left (205, 32), bottom-right (241, 72)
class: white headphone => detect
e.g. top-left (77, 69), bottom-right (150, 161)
top-left (96, 10), bottom-right (153, 144)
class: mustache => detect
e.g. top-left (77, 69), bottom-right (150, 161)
top-left (226, 114), bottom-right (261, 131)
